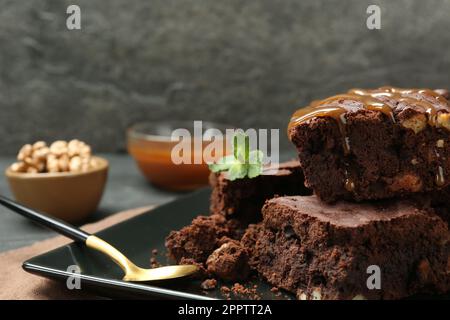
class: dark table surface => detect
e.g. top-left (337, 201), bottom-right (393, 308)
top-left (0, 154), bottom-right (181, 253)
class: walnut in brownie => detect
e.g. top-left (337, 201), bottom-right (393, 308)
top-left (242, 196), bottom-right (450, 300)
top-left (209, 160), bottom-right (311, 223)
top-left (288, 87), bottom-right (450, 202)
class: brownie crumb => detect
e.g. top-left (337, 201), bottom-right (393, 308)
top-left (152, 249), bottom-right (158, 256)
top-left (231, 283), bottom-right (261, 300)
top-left (206, 240), bottom-right (250, 282)
top-left (220, 285), bottom-right (231, 299)
top-left (179, 257), bottom-right (208, 279)
top-left (201, 279), bottom-right (217, 291)
top-left (221, 286), bottom-right (231, 294)
top-left (165, 214), bottom-right (241, 264)
top-left (150, 257), bottom-right (161, 268)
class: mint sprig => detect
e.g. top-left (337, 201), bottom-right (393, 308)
top-left (209, 133), bottom-right (264, 181)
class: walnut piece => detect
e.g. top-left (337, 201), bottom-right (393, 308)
top-left (400, 114), bottom-right (427, 134)
top-left (437, 113), bottom-right (450, 131)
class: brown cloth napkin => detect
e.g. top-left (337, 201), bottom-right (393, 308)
top-left (0, 206), bottom-right (153, 300)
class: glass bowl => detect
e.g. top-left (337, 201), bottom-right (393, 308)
top-left (127, 121), bottom-right (231, 191)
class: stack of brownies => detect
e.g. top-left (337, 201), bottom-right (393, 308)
top-left (166, 87), bottom-right (450, 299)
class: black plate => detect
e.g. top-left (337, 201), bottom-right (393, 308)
top-left (23, 188), bottom-right (293, 300)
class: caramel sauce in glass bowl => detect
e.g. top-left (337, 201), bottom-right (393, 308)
top-left (127, 121), bottom-right (231, 191)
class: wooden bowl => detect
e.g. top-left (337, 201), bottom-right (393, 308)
top-left (5, 156), bottom-right (108, 223)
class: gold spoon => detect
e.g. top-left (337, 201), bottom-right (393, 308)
top-left (0, 195), bottom-right (198, 282)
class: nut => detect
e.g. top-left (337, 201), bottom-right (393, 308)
top-left (436, 139), bottom-right (445, 148)
top-left (401, 114), bottom-right (427, 134)
top-left (352, 294), bottom-right (367, 300)
top-left (26, 166), bottom-right (39, 174)
top-left (69, 156), bottom-right (82, 172)
top-left (33, 141), bottom-right (47, 150)
top-left (437, 113), bottom-right (450, 131)
top-left (33, 146), bottom-right (50, 160)
top-left (17, 144), bottom-right (33, 161)
top-left (311, 288), bottom-right (322, 300)
top-left (10, 162), bottom-right (27, 173)
top-left (68, 139), bottom-right (91, 157)
top-left (50, 141), bottom-right (68, 156)
top-left (15, 142), bottom-right (50, 173)
top-left (297, 292), bottom-right (307, 300)
top-left (58, 154), bottom-right (70, 172)
top-left (10, 140), bottom-right (96, 174)
top-left (46, 154), bottom-right (59, 172)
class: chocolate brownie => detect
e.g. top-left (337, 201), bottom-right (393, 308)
top-left (414, 187), bottom-right (450, 225)
top-left (206, 240), bottom-right (250, 282)
top-left (288, 87), bottom-right (450, 202)
top-left (242, 196), bottom-right (450, 300)
top-left (210, 160), bottom-right (311, 223)
top-left (165, 214), bottom-right (241, 264)
top-left (430, 187), bottom-right (450, 224)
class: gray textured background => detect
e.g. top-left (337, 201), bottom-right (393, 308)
top-left (1, 0), bottom-right (450, 155)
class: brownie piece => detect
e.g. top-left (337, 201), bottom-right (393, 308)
top-left (430, 187), bottom-right (450, 224)
top-left (414, 187), bottom-right (450, 225)
top-left (288, 87), bottom-right (450, 202)
top-left (201, 278), bottom-right (218, 290)
top-left (209, 160), bottom-right (311, 223)
top-left (242, 196), bottom-right (450, 300)
top-left (206, 240), bottom-right (250, 282)
top-left (165, 214), bottom-right (241, 263)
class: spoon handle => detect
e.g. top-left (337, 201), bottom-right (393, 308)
top-left (0, 195), bottom-right (90, 242)
top-left (0, 195), bottom-right (134, 275)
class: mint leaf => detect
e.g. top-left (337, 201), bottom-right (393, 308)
top-left (233, 132), bottom-right (249, 162)
top-left (228, 163), bottom-right (248, 181)
top-left (247, 163), bottom-right (263, 178)
top-left (208, 132), bottom-right (264, 180)
top-left (249, 150), bottom-right (264, 165)
top-left (208, 155), bottom-right (237, 173)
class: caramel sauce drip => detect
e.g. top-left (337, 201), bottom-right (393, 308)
top-left (289, 87), bottom-right (449, 132)
top-left (289, 86), bottom-right (450, 190)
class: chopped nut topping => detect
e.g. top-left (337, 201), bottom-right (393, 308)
top-left (436, 139), bottom-right (445, 148)
top-left (311, 288), bottom-right (322, 300)
top-left (298, 292), bottom-right (307, 300)
top-left (400, 114), bottom-right (427, 134)
top-left (437, 113), bottom-right (450, 131)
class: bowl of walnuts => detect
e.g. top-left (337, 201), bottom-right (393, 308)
top-left (5, 140), bottom-right (108, 223)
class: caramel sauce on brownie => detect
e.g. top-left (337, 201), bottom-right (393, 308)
top-left (289, 87), bottom-right (449, 133)
top-left (288, 87), bottom-right (450, 191)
